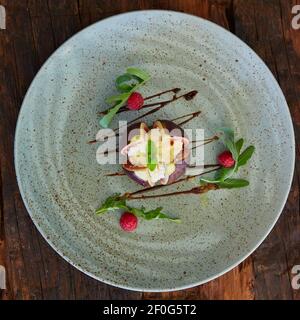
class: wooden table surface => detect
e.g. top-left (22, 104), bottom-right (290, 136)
top-left (0, 0), bottom-right (299, 300)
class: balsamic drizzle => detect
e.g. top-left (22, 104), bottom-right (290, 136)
top-left (92, 87), bottom-right (222, 200)
top-left (88, 109), bottom-right (202, 145)
top-left (98, 88), bottom-right (182, 116)
top-left (124, 183), bottom-right (219, 200)
top-left (191, 135), bottom-right (219, 150)
top-left (106, 172), bottom-right (126, 177)
top-left (118, 90), bottom-right (198, 128)
top-left (122, 166), bottom-right (220, 197)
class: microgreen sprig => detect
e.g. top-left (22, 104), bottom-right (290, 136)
top-left (200, 128), bottom-right (255, 188)
top-left (96, 194), bottom-right (180, 223)
top-left (147, 139), bottom-right (157, 171)
top-left (99, 67), bottom-right (151, 128)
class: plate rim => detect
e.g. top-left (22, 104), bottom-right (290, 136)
top-left (14, 9), bottom-right (296, 292)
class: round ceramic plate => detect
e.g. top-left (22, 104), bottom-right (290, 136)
top-left (15, 10), bottom-right (295, 291)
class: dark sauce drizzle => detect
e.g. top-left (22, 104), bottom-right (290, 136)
top-left (124, 183), bottom-right (219, 200)
top-left (89, 110), bottom-right (202, 146)
top-left (106, 164), bottom-right (219, 178)
top-left (88, 90), bottom-right (200, 145)
top-left (98, 88), bottom-right (182, 116)
top-left (93, 88), bottom-right (220, 199)
top-left (191, 135), bottom-right (219, 150)
top-left (116, 89), bottom-right (198, 129)
top-left (121, 166), bottom-right (220, 198)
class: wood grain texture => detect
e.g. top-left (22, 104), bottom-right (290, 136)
top-left (0, 0), bottom-right (299, 300)
top-left (233, 0), bottom-right (300, 300)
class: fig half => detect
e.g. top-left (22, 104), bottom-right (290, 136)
top-left (121, 120), bottom-right (189, 187)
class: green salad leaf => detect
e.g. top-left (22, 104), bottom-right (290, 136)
top-left (218, 178), bottom-right (249, 188)
top-left (96, 194), bottom-right (180, 223)
top-left (200, 128), bottom-right (255, 189)
top-left (126, 67), bottom-right (151, 81)
top-left (105, 93), bottom-right (130, 105)
top-left (235, 138), bottom-right (244, 154)
top-left (96, 195), bottom-right (128, 214)
top-left (99, 67), bottom-right (151, 128)
top-left (115, 74), bottom-right (137, 92)
top-left (237, 146), bottom-right (255, 168)
top-left (130, 206), bottom-right (181, 222)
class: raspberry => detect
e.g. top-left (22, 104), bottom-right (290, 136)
top-left (120, 212), bottom-right (138, 232)
top-left (127, 92), bottom-right (144, 110)
top-left (218, 150), bottom-right (235, 168)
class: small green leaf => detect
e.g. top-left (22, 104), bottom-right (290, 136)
top-left (215, 167), bottom-right (235, 181)
top-left (218, 179), bottom-right (249, 188)
top-left (95, 194), bottom-right (127, 214)
top-left (99, 101), bottom-right (123, 128)
top-left (106, 93), bottom-right (130, 105)
top-left (238, 146), bottom-right (255, 167)
top-left (126, 67), bottom-right (151, 82)
top-left (115, 74), bottom-right (137, 92)
top-left (147, 139), bottom-right (157, 171)
top-left (148, 163), bottom-right (156, 171)
top-left (200, 129), bottom-right (254, 188)
top-left (217, 127), bottom-right (239, 161)
top-left (200, 177), bottom-right (221, 184)
top-left (99, 68), bottom-right (151, 127)
top-left (227, 140), bottom-right (239, 161)
top-left (95, 195), bottom-right (180, 223)
top-left (235, 138), bottom-right (244, 154)
top-left (200, 166), bottom-right (235, 185)
top-left (131, 207), bottom-right (180, 223)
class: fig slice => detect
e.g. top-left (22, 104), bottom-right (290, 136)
top-left (122, 120), bottom-right (189, 187)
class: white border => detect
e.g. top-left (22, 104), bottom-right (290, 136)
top-left (14, 10), bottom-right (295, 292)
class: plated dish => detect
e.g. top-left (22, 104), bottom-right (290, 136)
top-left (93, 67), bottom-right (255, 232)
top-left (14, 11), bottom-right (294, 291)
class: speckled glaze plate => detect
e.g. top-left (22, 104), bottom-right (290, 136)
top-left (15, 11), bottom-right (295, 291)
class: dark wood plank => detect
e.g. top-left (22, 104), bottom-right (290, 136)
top-left (144, 259), bottom-right (254, 300)
top-left (0, 0), bottom-right (41, 300)
top-left (234, 0), bottom-right (300, 300)
top-left (0, 9), bottom-right (6, 297)
top-left (28, 0), bottom-right (56, 66)
top-left (0, 0), bottom-right (140, 300)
